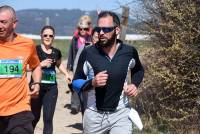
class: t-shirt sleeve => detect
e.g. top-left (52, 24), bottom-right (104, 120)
top-left (57, 49), bottom-right (62, 60)
top-left (29, 43), bottom-right (40, 69)
top-left (54, 48), bottom-right (62, 61)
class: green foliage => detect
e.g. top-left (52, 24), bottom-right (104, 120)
top-left (135, 0), bottom-right (200, 133)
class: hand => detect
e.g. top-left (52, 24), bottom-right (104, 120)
top-left (124, 84), bottom-right (138, 97)
top-left (65, 74), bottom-right (72, 84)
top-left (29, 84), bottom-right (40, 98)
top-left (40, 59), bottom-right (52, 67)
top-left (92, 70), bottom-right (108, 87)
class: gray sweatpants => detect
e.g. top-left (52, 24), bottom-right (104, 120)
top-left (71, 92), bottom-right (80, 110)
top-left (83, 107), bottom-right (133, 134)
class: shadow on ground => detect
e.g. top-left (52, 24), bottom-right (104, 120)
top-left (66, 123), bottom-right (83, 131)
top-left (64, 103), bottom-right (71, 109)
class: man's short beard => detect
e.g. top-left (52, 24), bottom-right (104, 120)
top-left (99, 32), bottom-right (117, 48)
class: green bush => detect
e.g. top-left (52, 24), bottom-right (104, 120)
top-left (134, 0), bottom-right (200, 133)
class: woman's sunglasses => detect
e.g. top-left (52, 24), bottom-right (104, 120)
top-left (95, 26), bottom-right (116, 33)
top-left (79, 28), bottom-right (89, 31)
top-left (42, 34), bottom-right (54, 38)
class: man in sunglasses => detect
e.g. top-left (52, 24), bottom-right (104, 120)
top-left (0, 5), bottom-right (41, 134)
top-left (73, 11), bottom-right (144, 134)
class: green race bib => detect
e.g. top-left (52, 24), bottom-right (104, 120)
top-left (41, 69), bottom-right (56, 84)
top-left (0, 59), bottom-right (23, 78)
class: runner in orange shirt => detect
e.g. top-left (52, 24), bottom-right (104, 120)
top-left (0, 5), bottom-right (42, 134)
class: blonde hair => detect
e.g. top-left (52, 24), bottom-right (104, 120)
top-left (79, 15), bottom-right (92, 25)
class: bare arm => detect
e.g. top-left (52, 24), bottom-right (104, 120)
top-left (57, 59), bottom-right (72, 84)
top-left (29, 65), bottom-right (42, 98)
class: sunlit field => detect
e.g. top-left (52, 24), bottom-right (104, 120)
top-left (33, 39), bottom-right (150, 59)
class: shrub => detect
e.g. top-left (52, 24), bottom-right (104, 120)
top-left (134, 0), bottom-right (200, 133)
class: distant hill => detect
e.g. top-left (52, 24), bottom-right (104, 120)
top-left (16, 9), bottom-right (139, 36)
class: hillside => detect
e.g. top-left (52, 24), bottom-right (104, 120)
top-left (16, 9), bottom-right (139, 36)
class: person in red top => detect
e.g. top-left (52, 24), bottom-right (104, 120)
top-left (67, 15), bottom-right (92, 114)
top-left (0, 5), bottom-right (42, 134)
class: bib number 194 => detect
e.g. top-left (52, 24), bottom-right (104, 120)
top-left (0, 59), bottom-right (23, 78)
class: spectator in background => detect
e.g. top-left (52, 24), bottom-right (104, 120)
top-left (67, 15), bottom-right (92, 114)
top-left (91, 27), bottom-right (99, 44)
top-left (31, 25), bottom-right (72, 134)
top-left (0, 5), bottom-right (41, 134)
top-left (73, 15), bottom-right (92, 37)
top-left (72, 27), bottom-right (99, 115)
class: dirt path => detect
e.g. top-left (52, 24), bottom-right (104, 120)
top-left (34, 61), bottom-right (83, 134)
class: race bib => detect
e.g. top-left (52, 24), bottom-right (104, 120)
top-left (0, 59), bottom-right (23, 78)
top-left (41, 69), bottom-right (56, 84)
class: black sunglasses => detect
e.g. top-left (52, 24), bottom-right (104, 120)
top-left (42, 34), bottom-right (54, 38)
top-left (79, 28), bottom-right (89, 31)
top-left (95, 26), bottom-right (116, 33)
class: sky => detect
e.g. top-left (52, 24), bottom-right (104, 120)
top-left (1, 0), bottom-right (139, 12)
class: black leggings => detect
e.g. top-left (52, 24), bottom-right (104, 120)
top-left (31, 84), bottom-right (58, 134)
